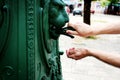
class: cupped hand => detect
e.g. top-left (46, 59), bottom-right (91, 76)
top-left (66, 48), bottom-right (89, 60)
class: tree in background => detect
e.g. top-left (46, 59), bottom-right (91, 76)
top-left (83, 0), bottom-right (119, 24)
top-left (107, 0), bottom-right (119, 15)
top-left (83, 0), bottom-right (92, 25)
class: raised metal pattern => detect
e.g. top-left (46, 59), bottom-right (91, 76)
top-left (0, 0), bottom-right (69, 80)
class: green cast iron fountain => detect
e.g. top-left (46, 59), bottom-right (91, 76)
top-left (0, 0), bottom-right (74, 80)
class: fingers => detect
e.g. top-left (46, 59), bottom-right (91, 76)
top-left (67, 22), bottom-right (74, 27)
top-left (66, 50), bottom-right (75, 59)
top-left (67, 22), bottom-right (77, 29)
top-left (66, 48), bottom-right (77, 59)
top-left (66, 30), bottom-right (78, 35)
top-left (66, 48), bottom-right (74, 56)
top-left (67, 22), bottom-right (81, 36)
top-left (66, 48), bottom-right (74, 55)
top-left (66, 48), bottom-right (88, 60)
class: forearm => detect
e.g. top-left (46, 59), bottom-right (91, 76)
top-left (88, 49), bottom-right (120, 68)
top-left (67, 22), bottom-right (120, 37)
top-left (92, 22), bottom-right (120, 35)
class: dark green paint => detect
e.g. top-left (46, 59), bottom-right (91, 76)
top-left (0, 0), bottom-right (69, 80)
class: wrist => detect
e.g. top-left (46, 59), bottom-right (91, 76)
top-left (86, 48), bottom-right (98, 57)
top-left (87, 28), bottom-right (95, 36)
top-left (89, 27), bottom-right (98, 36)
top-left (84, 48), bottom-right (93, 56)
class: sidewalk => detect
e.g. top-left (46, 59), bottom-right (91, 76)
top-left (59, 35), bottom-right (120, 80)
top-left (59, 14), bottom-right (120, 80)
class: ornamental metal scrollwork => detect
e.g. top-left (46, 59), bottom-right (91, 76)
top-left (0, 1), bottom-right (10, 57)
top-left (0, 66), bottom-right (15, 80)
top-left (37, 0), bottom-right (69, 79)
top-left (49, 0), bottom-right (69, 39)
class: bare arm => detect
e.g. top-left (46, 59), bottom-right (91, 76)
top-left (67, 22), bottom-right (120, 37)
top-left (93, 22), bottom-right (120, 35)
top-left (66, 48), bottom-right (120, 68)
top-left (88, 49), bottom-right (120, 68)
top-left (66, 22), bottom-right (120, 68)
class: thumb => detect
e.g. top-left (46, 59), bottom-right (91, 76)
top-left (66, 30), bottom-right (78, 35)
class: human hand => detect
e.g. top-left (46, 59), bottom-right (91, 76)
top-left (66, 22), bottom-right (93, 37)
top-left (66, 48), bottom-right (90, 60)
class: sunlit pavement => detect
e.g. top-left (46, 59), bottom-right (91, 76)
top-left (59, 13), bottom-right (120, 80)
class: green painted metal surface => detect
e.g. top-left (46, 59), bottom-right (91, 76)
top-left (0, 0), bottom-right (69, 80)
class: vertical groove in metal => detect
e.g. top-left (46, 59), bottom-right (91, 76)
top-left (26, 0), bottom-right (35, 80)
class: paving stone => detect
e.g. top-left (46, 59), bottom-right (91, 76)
top-left (60, 14), bottom-right (120, 80)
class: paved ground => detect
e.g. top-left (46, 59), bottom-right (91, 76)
top-left (59, 14), bottom-right (120, 80)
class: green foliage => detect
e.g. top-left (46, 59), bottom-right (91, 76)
top-left (100, 0), bottom-right (110, 7)
top-left (95, 0), bottom-right (119, 7)
top-left (79, 0), bottom-right (83, 1)
top-left (108, 0), bottom-right (119, 3)
top-left (80, 0), bottom-right (119, 7)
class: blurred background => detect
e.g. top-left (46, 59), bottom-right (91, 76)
top-left (63, 0), bottom-right (120, 15)
top-left (60, 0), bottom-right (120, 80)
